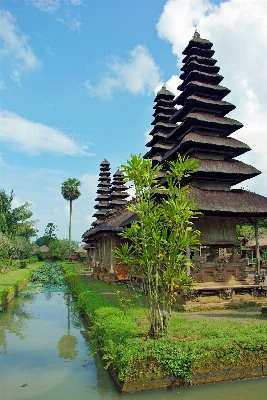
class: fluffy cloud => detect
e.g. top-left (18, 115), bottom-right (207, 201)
top-left (0, 110), bottom-right (93, 156)
top-left (84, 45), bottom-right (162, 98)
top-left (157, 0), bottom-right (267, 196)
top-left (0, 10), bottom-right (40, 84)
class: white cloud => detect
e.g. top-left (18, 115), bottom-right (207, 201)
top-left (80, 173), bottom-right (99, 196)
top-left (144, 128), bottom-right (151, 146)
top-left (0, 110), bottom-right (94, 156)
top-left (25, 0), bottom-right (82, 31)
top-left (164, 75), bottom-right (181, 97)
top-left (25, 0), bottom-right (60, 13)
top-left (0, 10), bottom-right (40, 85)
top-left (84, 45), bottom-right (162, 98)
top-left (157, 0), bottom-right (267, 196)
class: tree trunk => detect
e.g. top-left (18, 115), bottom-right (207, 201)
top-left (254, 220), bottom-right (260, 275)
top-left (69, 199), bottom-right (72, 261)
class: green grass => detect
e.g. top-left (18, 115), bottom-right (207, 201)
top-left (62, 264), bottom-right (267, 384)
top-left (0, 261), bottom-right (45, 310)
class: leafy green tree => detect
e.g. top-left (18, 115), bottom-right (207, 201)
top-left (114, 154), bottom-right (201, 336)
top-left (61, 178), bottom-right (81, 260)
top-left (0, 187), bottom-right (38, 239)
top-left (49, 238), bottom-right (79, 261)
top-left (35, 223), bottom-right (58, 247)
top-left (0, 188), bottom-right (38, 259)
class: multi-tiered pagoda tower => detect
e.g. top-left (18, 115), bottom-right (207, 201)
top-left (92, 159), bottom-right (111, 226)
top-left (160, 31), bottom-right (267, 282)
top-left (144, 85), bottom-right (177, 164)
top-left (83, 32), bottom-right (267, 286)
top-left (108, 169), bottom-right (129, 215)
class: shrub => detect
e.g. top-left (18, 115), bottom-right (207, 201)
top-left (19, 259), bottom-right (29, 268)
top-left (29, 256), bottom-right (38, 264)
top-left (36, 251), bottom-right (44, 261)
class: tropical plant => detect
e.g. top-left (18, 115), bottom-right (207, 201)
top-left (0, 188), bottom-right (38, 260)
top-left (114, 154), bottom-right (201, 336)
top-left (35, 223), bottom-right (58, 247)
top-left (0, 187), bottom-right (38, 239)
top-left (61, 178), bottom-right (81, 260)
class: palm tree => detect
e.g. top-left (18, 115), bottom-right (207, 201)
top-left (61, 178), bottom-right (81, 261)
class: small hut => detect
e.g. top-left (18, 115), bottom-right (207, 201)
top-left (38, 245), bottom-right (49, 253)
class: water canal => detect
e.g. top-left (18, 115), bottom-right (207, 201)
top-left (0, 285), bottom-right (266, 400)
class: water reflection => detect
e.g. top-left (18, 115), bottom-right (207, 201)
top-left (0, 287), bottom-right (266, 400)
top-left (0, 296), bottom-right (35, 354)
top-left (57, 293), bottom-right (78, 360)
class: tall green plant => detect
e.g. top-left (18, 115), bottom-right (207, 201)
top-left (0, 187), bottom-right (38, 260)
top-left (114, 154), bottom-right (201, 336)
top-left (61, 178), bottom-right (81, 260)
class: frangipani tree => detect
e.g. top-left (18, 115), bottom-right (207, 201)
top-left (114, 154), bottom-right (201, 336)
top-left (61, 178), bottom-right (81, 261)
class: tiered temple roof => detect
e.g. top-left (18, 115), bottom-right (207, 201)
top-left (92, 159), bottom-right (111, 226)
top-left (108, 169), bottom-right (129, 215)
top-left (162, 31), bottom-right (260, 193)
top-left (144, 85), bottom-right (177, 164)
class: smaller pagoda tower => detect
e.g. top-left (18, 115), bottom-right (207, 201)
top-left (144, 85), bottom-right (177, 165)
top-left (108, 169), bottom-right (129, 215)
top-left (92, 159), bottom-right (111, 226)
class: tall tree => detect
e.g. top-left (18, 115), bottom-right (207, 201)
top-left (35, 223), bottom-right (58, 247)
top-left (61, 178), bottom-right (81, 260)
top-left (114, 154), bottom-right (201, 336)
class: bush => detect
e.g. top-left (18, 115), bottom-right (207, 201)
top-left (52, 253), bottom-right (61, 261)
top-left (29, 256), bottom-right (38, 264)
top-left (19, 259), bottom-right (29, 268)
top-left (36, 251), bottom-right (44, 261)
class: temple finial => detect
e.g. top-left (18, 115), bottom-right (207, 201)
top-left (193, 29), bottom-right (200, 39)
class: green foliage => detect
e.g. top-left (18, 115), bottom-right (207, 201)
top-left (61, 178), bottom-right (81, 202)
top-left (62, 266), bottom-right (267, 384)
top-left (259, 219), bottom-right (267, 229)
top-left (30, 262), bottom-right (64, 286)
top-left (49, 238), bottom-right (79, 261)
top-left (36, 251), bottom-right (44, 261)
top-left (115, 289), bottom-right (137, 314)
top-left (29, 256), bottom-right (38, 264)
top-left (19, 259), bottom-right (29, 268)
top-left (0, 233), bottom-right (38, 260)
top-left (61, 178), bottom-right (81, 260)
top-left (237, 222), bottom-right (267, 243)
top-left (0, 187), bottom-right (38, 261)
top-left (114, 154), bottom-right (201, 335)
top-left (0, 187), bottom-right (38, 239)
top-left (0, 261), bottom-right (44, 310)
top-left (35, 222), bottom-right (58, 247)
top-left (261, 248), bottom-right (267, 261)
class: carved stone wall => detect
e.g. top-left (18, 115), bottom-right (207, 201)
top-left (191, 256), bottom-right (248, 283)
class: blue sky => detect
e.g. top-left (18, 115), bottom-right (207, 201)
top-left (1, 0), bottom-right (266, 242)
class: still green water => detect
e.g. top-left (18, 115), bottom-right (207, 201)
top-left (0, 289), bottom-right (266, 400)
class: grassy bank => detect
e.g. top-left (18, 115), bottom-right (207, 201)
top-left (0, 261), bottom-right (44, 311)
top-left (62, 263), bottom-right (267, 389)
